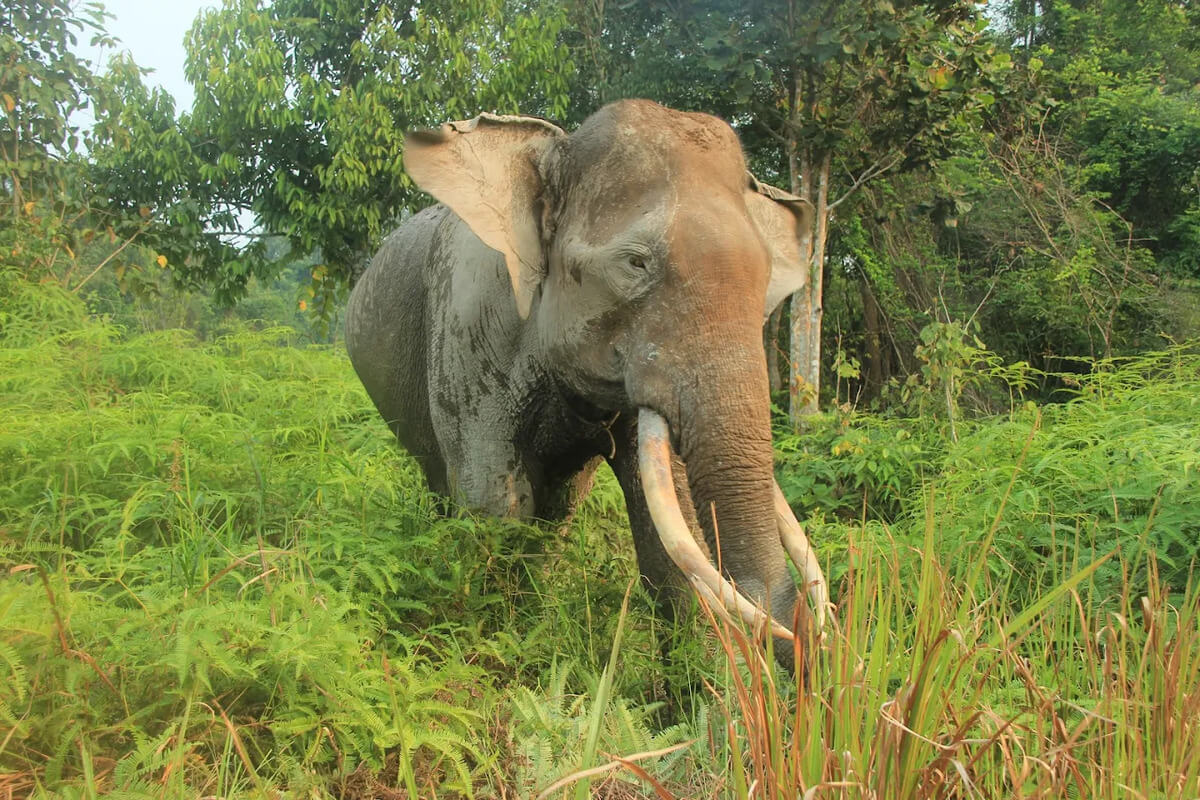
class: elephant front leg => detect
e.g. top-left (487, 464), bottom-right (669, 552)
top-left (440, 420), bottom-right (537, 519)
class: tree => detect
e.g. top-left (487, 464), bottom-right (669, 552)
top-left (995, 0), bottom-right (1200, 276)
top-left (0, 0), bottom-right (168, 295)
top-left (999, 0), bottom-right (1200, 92)
top-left (1, 0), bottom-right (112, 210)
top-left (2, 0), bottom-right (107, 280)
top-left (1074, 86), bottom-right (1200, 277)
top-left (89, 0), bottom-right (575, 308)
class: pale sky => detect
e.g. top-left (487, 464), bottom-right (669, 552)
top-left (83, 0), bottom-right (219, 111)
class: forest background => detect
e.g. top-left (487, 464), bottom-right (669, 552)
top-left (3, 0), bottom-right (1200, 797)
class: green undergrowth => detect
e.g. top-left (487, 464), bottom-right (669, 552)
top-left (3, 270), bottom-right (1200, 798)
top-left (0, 273), bottom-right (662, 797)
top-left (776, 347), bottom-right (1200, 597)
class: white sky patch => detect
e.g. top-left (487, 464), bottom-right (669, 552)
top-left (81, 0), bottom-right (218, 111)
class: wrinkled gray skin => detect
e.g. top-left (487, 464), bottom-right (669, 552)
top-left (346, 100), bottom-right (812, 663)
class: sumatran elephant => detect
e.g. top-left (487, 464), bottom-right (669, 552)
top-left (345, 100), bottom-right (828, 665)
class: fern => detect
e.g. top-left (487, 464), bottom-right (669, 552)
top-left (507, 659), bottom-right (697, 794)
top-left (0, 640), bottom-right (28, 704)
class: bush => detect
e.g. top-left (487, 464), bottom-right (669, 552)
top-left (777, 346), bottom-right (1200, 600)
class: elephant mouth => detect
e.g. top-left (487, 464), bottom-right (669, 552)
top-left (635, 407), bottom-right (829, 641)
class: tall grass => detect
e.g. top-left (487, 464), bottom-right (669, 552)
top-left (685, 520), bottom-right (1200, 799)
top-left (0, 271), bottom-right (666, 797)
top-left (3, 268), bottom-right (1199, 797)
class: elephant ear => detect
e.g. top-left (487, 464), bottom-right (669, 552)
top-left (404, 113), bottom-right (565, 318)
top-left (744, 173), bottom-right (814, 320)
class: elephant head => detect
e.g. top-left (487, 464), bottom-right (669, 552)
top-left (399, 100), bottom-right (827, 647)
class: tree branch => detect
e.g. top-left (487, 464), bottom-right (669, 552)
top-left (827, 149), bottom-right (904, 210)
top-left (70, 220), bottom-right (151, 294)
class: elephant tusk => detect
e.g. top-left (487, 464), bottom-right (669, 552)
top-left (637, 408), bottom-right (794, 641)
top-left (773, 483), bottom-right (830, 632)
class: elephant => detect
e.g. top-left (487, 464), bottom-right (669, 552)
top-left (345, 99), bottom-right (828, 665)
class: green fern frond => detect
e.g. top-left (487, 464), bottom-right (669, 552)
top-left (0, 640), bottom-right (28, 703)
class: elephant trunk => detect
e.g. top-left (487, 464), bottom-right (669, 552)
top-left (679, 368), bottom-right (798, 626)
top-left (637, 409), bottom-right (794, 640)
top-left (635, 355), bottom-right (829, 645)
top-left (683, 351), bottom-right (827, 625)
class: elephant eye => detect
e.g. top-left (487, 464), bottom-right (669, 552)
top-left (612, 245), bottom-right (658, 294)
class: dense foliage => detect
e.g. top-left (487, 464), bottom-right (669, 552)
top-left (90, 0), bottom-right (574, 308)
top-left (3, 0), bottom-right (1199, 796)
top-left (3, 267), bottom-right (1199, 797)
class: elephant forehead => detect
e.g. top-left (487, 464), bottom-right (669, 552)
top-left (569, 100), bottom-right (747, 191)
top-left (572, 179), bottom-right (676, 243)
top-left (565, 150), bottom-right (745, 245)
top-left (561, 102), bottom-right (755, 246)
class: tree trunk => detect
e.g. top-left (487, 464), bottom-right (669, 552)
top-left (788, 289), bottom-right (811, 424)
top-left (765, 304), bottom-right (783, 393)
top-left (788, 148), bottom-right (830, 427)
top-left (805, 152), bottom-right (831, 415)
top-left (859, 272), bottom-right (883, 400)
top-left (787, 142), bottom-right (812, 426)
